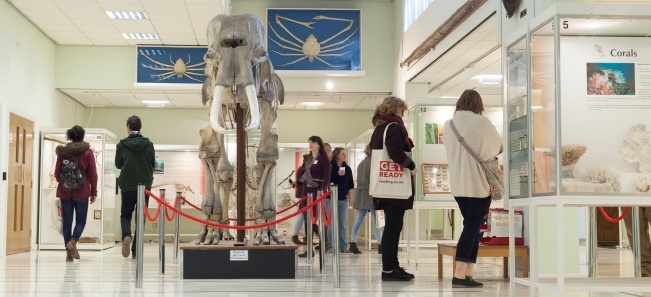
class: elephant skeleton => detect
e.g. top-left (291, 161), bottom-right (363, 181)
top-left (196, 13), bottom-right (285, 246)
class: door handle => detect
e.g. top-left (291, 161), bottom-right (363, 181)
top-left (22, 166), bottom-right (25, 183)
top-left (17, 166), bottom-right (22, 183)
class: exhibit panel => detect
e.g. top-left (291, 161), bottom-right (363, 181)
top-left (39, 128), bottom-right (117, 250)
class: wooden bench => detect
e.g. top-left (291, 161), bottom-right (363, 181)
top-left (437, 243), bottom-right (528, 279)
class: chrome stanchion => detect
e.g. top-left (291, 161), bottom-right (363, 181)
top-left (158, 189), bottom-right (166, 274)
top-left (588, 206), bottom-right (597, 277)
top-left (174, 191), bottom-right (181, 265)
top-left (632, 206), bottom-right (642, 277)
top-left (331, 183), bottom-right (340, 288)
top-left (307, 192), bottom-right (314, 265)
top-left (317, 189), bottom-right (326, 273)
top-left (136, 184), bottom-right (145, 288)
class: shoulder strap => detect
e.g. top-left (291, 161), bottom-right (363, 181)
top-left (449, 120), bottom-right (483, 164)
top-left (381, 122), bottom-right (394, 150)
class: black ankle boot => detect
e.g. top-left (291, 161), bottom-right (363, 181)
top-left (349, 242), bottom-right (362, 254)
top-left (377, 244), bottom-right (382, 254)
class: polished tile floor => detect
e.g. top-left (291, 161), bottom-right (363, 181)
top-left (0, 244), bottom-right (649, 296)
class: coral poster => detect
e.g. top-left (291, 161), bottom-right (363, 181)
top-left (560, 36), bottom-right (651, 184)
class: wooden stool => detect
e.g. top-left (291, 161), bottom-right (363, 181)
top-left (437, 243), bottom-right (529, 279)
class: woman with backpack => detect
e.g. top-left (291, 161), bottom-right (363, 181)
top-left (54, 125), bottom-right (97, 261)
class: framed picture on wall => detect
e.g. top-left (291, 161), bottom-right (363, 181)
top-left (266, 9), bottom-right (361, 71)
top-left (421, 163), bottom-right (450, 194)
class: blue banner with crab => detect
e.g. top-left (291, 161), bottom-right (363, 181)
top-left (266, 9), bottom-right (361, 71)
top-left (136, 46), bottom-right (207, 84)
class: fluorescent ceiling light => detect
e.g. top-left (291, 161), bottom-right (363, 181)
top-left (440, 96), bottom-right (458, 99)
top-left (122, 33), bottom-right (159, 40)
top-left (326, 81), bottom-right (334, 90)
top-left (303, 102), bottom-right (322, 109)
top-left (474, 74), bottom-right (503, 85)
top-left (146, 104), bottom-right (164, 108)
top-left (142, 100), bottom-right (169, 104)
top-left (107, 11), bottom-right (148, 20)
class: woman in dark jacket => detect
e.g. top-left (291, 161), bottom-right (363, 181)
top-left (369, 96), bottom-right (416, 282)
top-left (327, 147), bottom-right (354, 252)
top-left (291, 154), bottom-right (308, 245)
top-left (301, 136), bottom-right (332, 252)
top-left (54, 125), bottom-right (98, 261)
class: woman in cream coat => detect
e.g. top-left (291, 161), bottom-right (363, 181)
top-left (442, 89), bottom-right (502, 288)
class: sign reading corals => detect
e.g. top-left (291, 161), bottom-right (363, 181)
top-left (266, 9), bottom-right (361, 71)
top-left (230, 250), bottom-right (249, 261)
top-left (136, 46), bottom-right (207, 84)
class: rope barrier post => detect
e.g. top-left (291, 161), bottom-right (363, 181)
top-left (136, 184), bottom-right (145, 289)
top-left (174, 191), bottom-right (181, 265)
top-left (307, 192), bottom-right (314, 265)
top-left (632, 206), bottom-right (642, 277)
top-left (331, 183), bottom-right (340, 288)
top-left (158, 189), bottom-right (165, 274)
top-left (588, 206), bottom-right (597, 277)
top-left (317, 189), bottom-right (325, 273)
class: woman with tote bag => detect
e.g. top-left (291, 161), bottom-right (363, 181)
top-left (369, 96), bottom-right (417, 282)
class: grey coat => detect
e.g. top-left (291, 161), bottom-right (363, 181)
top-left (353, 156), bottom-right (374, 210)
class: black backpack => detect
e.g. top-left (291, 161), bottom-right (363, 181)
top-left (60, 156), bottom-right (84, 192)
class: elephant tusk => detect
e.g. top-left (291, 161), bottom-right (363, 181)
top-left (245, 84), bottom-right (260, 131)
top-left (210, 85), bottom-right (227, 134)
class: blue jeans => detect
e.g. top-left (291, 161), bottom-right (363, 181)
top-left (325, 199), bottom-right (348, 250)
top-left (60, 198), bottom-right (89, 247)
top-left (350, 209), bottom-right (382, 245)
top-left (454, 196), bottom-right (492, 263)
top-left (292, 212), bottom-right (305, 236)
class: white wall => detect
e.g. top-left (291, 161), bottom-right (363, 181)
top-left (0, 0), bottom-right (88, 255)
top-left (86, 107), bottom-right (373, 145)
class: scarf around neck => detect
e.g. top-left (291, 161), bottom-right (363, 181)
top-left (373, 112), bottom-right (414, 148)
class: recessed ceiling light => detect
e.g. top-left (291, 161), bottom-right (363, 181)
top-left (146, 104), bottom-right (165, 108)
top-left (326, 81), bottom-right (334, 90)
top-left (107, 11), bottom-right (148, 20)
top-left (142, 100), bottom-right (169, 104)
top-left (303, 102), bottom-right (322, 109)
top-left (440, 96), bottom-right (459, 99)
top-left (122, 33), bottom-right (159, 40)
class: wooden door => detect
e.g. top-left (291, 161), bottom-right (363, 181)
top-left (597, 207), bottom-right (620, 247)
top-left (7, 114), bottom-right (33, 255)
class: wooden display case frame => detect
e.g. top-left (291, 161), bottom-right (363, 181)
top-left (421, 162), bottom-right (450, 194)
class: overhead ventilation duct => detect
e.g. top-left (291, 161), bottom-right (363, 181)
top-left (400, 0), bottom-right (488, 68)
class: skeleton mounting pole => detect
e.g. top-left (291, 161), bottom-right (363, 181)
top-left (235, 85), bottom-right (246, 244)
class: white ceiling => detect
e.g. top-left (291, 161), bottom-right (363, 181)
top-left (59, 88), bottom-right (390, 110)
top-left (410, 15), bottom-right (503, 105)
top-left (8, 0), bottom-right (226, 46)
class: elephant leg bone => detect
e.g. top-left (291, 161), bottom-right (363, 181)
top-left (195, 219), bottom-right (208, 245)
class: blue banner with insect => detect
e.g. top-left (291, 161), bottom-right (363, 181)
top-left (266, 9), bottom-right (361, 71)
top-left (136, 46), bottom-right (208, 84)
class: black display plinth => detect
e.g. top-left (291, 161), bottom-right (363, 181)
top-left (180, 241), bottom-right (297, 279)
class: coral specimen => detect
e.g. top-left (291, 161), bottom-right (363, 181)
top-left (620, 124), bottom-right (651, 173)
top-left (581, 166), bottom-right (620, 192)
top-left (634, 175), bottom-right (651, 193)
top-left (561, 144), bottom-right (587, 178)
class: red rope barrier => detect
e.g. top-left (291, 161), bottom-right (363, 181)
top-left (599, 206), bottom-right (630, 223)
top-left (278, 195), bottom-right (309, 215)
top-left (143, 192), bottom-right (163, 222)
top-left (144, 190), bottom-right (331, 230)
top-left (180, 196), bottom-right (201, 211)
top-left (164, 195), bottom-right (179, 221)
top-left (321, 200), bottom-right (333, 227)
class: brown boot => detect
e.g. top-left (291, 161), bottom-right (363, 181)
top-left (65, 250), bottom-right (73, 262)
top-left (291, 236), bottom-right (305, 245)
top-left (66, 239), bottom-right (80, 259)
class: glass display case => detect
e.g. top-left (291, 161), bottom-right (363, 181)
top-left (408, 104), bottom-right (503, 201)
top-left (346, 129), bottom-right (373, 182)
top-left (39, 128), bottom-right (116, 250)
